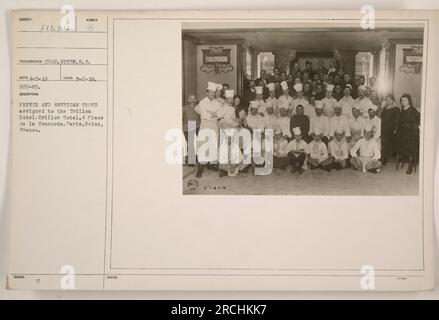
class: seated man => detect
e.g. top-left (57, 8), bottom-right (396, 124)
top-left (307, 129), bottom-right (333, 171)
top-left (287, 127), bottom-right (310, 174)
top-left (328, 127), bottom-right (349, 170)
top-left (273, 127), bottom-right (290, 170)
top-left (350, 124), bottom-right (382, 174)
top-left (348, 106), bottom-right (366, 150)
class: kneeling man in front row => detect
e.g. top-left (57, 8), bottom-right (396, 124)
top-left (307, 129), bottom-right (334, 171)
top-left (328, 127), bottom-right (349, 170)
top-left (287, 127), bottom-right (310, 174)
top-left (350, 124), bottom-right (382, 174)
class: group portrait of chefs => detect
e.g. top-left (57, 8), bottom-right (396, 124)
top-left (182, 60), bottom-right (420, 179)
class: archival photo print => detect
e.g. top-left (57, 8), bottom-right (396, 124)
top-left (182, 22), bottom-right (424, 196)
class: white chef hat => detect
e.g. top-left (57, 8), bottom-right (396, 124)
top-left (314, 128), bottom-right (322, 136)
top-left (267, 83), bottom-right (275, 91)
top-left (255, 86), bottom-right (263, 95)
top-left (207, 82), bottom-right (217, 91)
top-left (345, 84), bottom-right (353, 90)
top-left (334, 103), bottom-right (342, 110)
top-left (292, 127), bottom-right (301, 136)
top-left (369, 105), bottom-right (378, 112)
top-left (358, 85), bottom-right (367, 91)
top-left (249, 101), bottom-right (259, 110)
top-left (326, 84), bottom-right (335, 92)
top-left (274, 126), bottom-right (282, 134)
top-left (225, 89), bottom-right (234, 98)
top-left (335, 127), bottom-right (344, 135)
top-left (281, 81), bottom-right (289, 91)
top-left (364, 124), bottom-right (374, 132)
top-left (279, 101), bottom-right (289, 110)
top-left (315, 100), bottom-right (323, 109)
top-left (216, 83), bottom-right (223, 91)
top-left (352, 104), bottom-right (360, 111)
top-left (293, 83), bottom-right (303, 92)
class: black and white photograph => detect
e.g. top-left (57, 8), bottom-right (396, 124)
top-left (182, 23), bottom-right (424, 195)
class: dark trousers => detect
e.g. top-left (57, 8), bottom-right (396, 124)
top-left (288, 152), bottom-right (306, 168)
top-left (273, 156), bottom-right (289, 170)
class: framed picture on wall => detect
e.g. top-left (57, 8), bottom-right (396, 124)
top-left (403, 46), bottom-right (423, 65)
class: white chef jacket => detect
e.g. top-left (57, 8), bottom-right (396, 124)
top-left (329, 115), bottom-right (351, 137)
top-left (273, 138), bottom-right (289, 157)
top-left (252, 99), bottom-right (267, 114)
top-left (264, 115), bottom-right (278, 130)
top-left (355, 97), bottom-right (373, 118)
top-left (278, 116), bottom-right (292, 138)
top-left (365, 116), bottom-right (381, 140)
top-left (304, 104), bottom-right (316, 119)
top-left (195, 96), bottom-right (224, 121)
top-left (286, 139), bottom-right (310, 155)
top-left (350, 138), bottom-right (381, 160)
top-left (349, 116), bottom-right (366, 138)
top-left (278, 95), bottom-right (294, 111)
top-left (245, 114), bottom-right (265, 131)
top-left (308, 140), bottom-right (329, 162)
top-left (321, 97), bottom-right (338, 117)
top-left (309, 115), bottom-right (330, 137)
top-left (328, 139), bottom-right (349, 160)
top-left (219, 104), bottom-right (238, 128)
top-left (337, 96), bottom-right (355, 119)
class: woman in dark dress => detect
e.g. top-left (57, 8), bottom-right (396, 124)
top-left (380, 95), bottom-right (400, 165)
top-left (395, 93), bottom-right (420, 174)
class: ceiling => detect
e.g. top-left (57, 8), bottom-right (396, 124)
top-left (183, 28), bottom-right (423, 52)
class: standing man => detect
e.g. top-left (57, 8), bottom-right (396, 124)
top-left (365, 105), bottom-right (381, 141)
top-left (242, 79), bottom-right (257, 110)
top-left (355, 85), bottom-right (373, 118)
top-left (321, 84), bottom-right (337, 117)
top-left (329, 105), bottom-right (351, 141)
top-left (337, 85), bottom-right (355, 119)
top-left (279, 81), bottom-right (294, 113)
top-left (348, 106), bottom-right (366, 150)
top-left (292, 83), bottom-right (308, 111)
top-left (290, 105), bottom-right (311, 143)
top-left (304, 60), bottom-right (314, 77)
top-left (194, 82), bottom-right (224, 178)
top-left (256, 70), bottom-right (268, 86)
top-left (265, 83), bottom-right (279, 116)
top-left (309, 101), bottom-right (330, 145)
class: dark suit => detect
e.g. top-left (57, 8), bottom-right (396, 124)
top-left (290, 114), bottom-right (311, 143)
top-left (242, 88), bottom-right (256, 110)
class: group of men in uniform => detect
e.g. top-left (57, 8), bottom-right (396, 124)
top-left (183, 67), bottom-right (384, 178)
